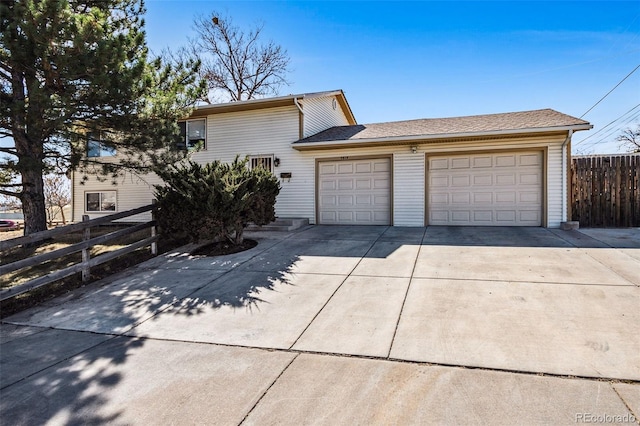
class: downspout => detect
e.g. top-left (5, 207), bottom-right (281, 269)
top-left (561, 130), bottom-right (573, 223)
top-left (293, 97), bottom-right (304, 139)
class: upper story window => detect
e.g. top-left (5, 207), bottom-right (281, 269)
top-left (249, 155), bottom-right (274, 173)
top-left (178, 118), bottom-right (206, 151)
top-left (87, 132), bottom-right (116, 157)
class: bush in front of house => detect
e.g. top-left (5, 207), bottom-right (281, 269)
top-left (154, 157), bottom-right (280, 245)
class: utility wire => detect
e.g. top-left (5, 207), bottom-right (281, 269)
top-left (579, 110), bottom-right (640, 152)
top-left (574, 103), bottom-right (640, 146)
top-left (580, 64), bottom-right (640, 118)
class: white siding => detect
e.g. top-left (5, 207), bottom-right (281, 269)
top-left (298, 134), bottom-right (566, 227)
top-left (194, 105), bottom-right (316, 220)
top-left (302, 96), bottom-right (350, 138)
top-left (546, 143), bottom-right (564, 228)
top-left (72, 170), bottom-right (161, 222)
top-left (71, 100), bottom-right (568, 228)
top-left (393, 153), bottom-right (425, 226)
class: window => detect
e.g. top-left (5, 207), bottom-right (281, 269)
top-left (178, 119), bottom-right (206, 150)
top-left (249, 155), bottom-right (274, 173)
top-left (87, 133), bottom-right (116, 157)
top-left (85, 191), bottom-right (116, 212)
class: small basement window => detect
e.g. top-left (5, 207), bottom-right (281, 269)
top-left (249, 155), bottom-right (274, 173)
top-left (87, 132), bottom-right (116, 157)
top-left (86, 191), bottom-right (117, 212)
top-left (178, 119), bottom-right (206, 150)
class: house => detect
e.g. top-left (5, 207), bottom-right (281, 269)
top-left (71, 89), bottom-right (592, 228)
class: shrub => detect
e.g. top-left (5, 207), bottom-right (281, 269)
top-left (154, 157), bottom-right (280, 245)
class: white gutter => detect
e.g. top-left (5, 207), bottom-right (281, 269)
top-left (561, 130), bottom-right (573, 222)
top-left (292, 124), bottom-right (593, 150)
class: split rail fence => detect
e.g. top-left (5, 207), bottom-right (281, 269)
top-left (0, 204), bottom-right (157, 301)
top-left (571, 154), bottom-right (640, 227)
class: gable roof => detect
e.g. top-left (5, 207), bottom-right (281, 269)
top-left (189, 90), bottom-right (356, 124)
top-left (293, 109), bottom-right (591, 150)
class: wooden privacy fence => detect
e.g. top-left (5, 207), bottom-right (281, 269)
top-left (0, 204), bottom-right (157, 301)
top-left (571, 154), bottom-right (640, 227)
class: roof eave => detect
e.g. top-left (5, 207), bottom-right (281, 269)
top-left (187, 90), bottom-right (357, 122)
top-left (292, 124), bottom-right (593, 151)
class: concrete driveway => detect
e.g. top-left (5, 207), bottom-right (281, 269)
top-left (2, 226), bottom-right (639, 425)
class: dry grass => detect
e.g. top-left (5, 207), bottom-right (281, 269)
top-left (1, 225), bottom-right (184, 318)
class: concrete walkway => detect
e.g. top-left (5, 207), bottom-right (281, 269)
top-left (1, 226), bottom-right (639, 425)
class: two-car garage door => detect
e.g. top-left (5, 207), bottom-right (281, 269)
top-left (428, 151), bottom-right (543, 226)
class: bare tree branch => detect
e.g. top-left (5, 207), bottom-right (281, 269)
top-left (192, 12), bottom-right (291, 102)
top-left (616, 124), bottom-right (640, 153)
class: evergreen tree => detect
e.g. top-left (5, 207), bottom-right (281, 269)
top-left (155, 157), bottom-right (280, 245)
top-left (0, 0), bottom-right (204, 234)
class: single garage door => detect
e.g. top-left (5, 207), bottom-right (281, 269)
top-left (428, 151), bottom-right (543, 226)
top-left (318, 157), bottom-right (391, 225)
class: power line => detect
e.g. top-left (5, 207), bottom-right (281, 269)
top-left (580, 64), bottom-right (640, 118)
top-left (580, 110), bottom-right (640, 152)
top-left (574, 106), bottom-right (640, 154)
top-left (574, 103), bottom-right (640, 146)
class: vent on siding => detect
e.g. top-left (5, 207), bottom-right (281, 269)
top-left (250, 155), bottom-right (274, 173)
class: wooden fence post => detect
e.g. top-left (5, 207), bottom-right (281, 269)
top-left (151, 200), bottom-right (158, 256)
top-left (81, 215), bottom-right (90, 282)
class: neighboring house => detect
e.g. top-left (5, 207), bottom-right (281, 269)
top-left (71, 89), bottom-right (591, 228)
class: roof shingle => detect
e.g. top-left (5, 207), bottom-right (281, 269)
top-left (295, 109), bottom-right (590, 144)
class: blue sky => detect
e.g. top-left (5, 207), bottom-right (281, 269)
top-left (145, 0), bottom-right (640, 154)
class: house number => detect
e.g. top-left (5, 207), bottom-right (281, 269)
top-left (340, 156), bottom-right (349, 160)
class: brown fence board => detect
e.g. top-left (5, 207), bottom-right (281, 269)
top-left (571, 154), bottom-right (640, 227)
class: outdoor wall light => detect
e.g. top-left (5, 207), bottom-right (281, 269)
top-left (411, 145), bottom-right (417, 154)
top-left (274, 157), bottom-right (281, 167)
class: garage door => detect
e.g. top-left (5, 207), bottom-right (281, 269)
top-left (428, 152), bottom-right (543, 226)
top-left (318, 158), bottom-right (391, 225)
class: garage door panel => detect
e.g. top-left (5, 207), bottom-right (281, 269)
top-left (519, 192), bottom-right (540, 203)
top-left (429, 152), bottom-right (542, 226)
top-left (520, 173), bottom-right (540, 185)
top-left (473, 211), bottom-right (493, 222)
top-left (520, 211), bottom-right (541, 223)
top-left (373, 160), bottom-right (390, 172)
top-left (338, 195), bottom-right (353, 206)
top-left (452, 193), bottom-right (471, 204)
top-left (431, 176), bottom-right (449, 187)
top-left (338, 179), bottom-right (353, 190)
top-left (320, 164), bottom-right (336, 175)
top-left (452, 175), bottom-right (470, 186)
top-left (451, 157), bottom-right (471, 169)
top-left (337, 163), bottom-right (353, 174)
top-left (496, 211), bottom-right (516, 222)
top-left (495, 192), bottom-right (516, 203)
top-left (473, 192), bottom-right (492, 203)
top-left (520, 154), bottom-right (541, 166)
top-left (473, 174), bottom-right (492, 185)
top-left (320, 195), bottom-right (336, 207)
top-left (473, 156), bottom-right (492, 168)
top-left (453, 211), bottom-right (472, 222)
top-left (495, 174), bottom-right (516, 185)
top-left (355, 162), bottom-right (371, 173)
top-left (496, 155), bottom-right (516, 167)
top-left (373, 178), bottom-right (390, 189)
top-left (430, 158), bottom-right (449, 170)
top-left (318, 158), bottom-right (391, 225)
